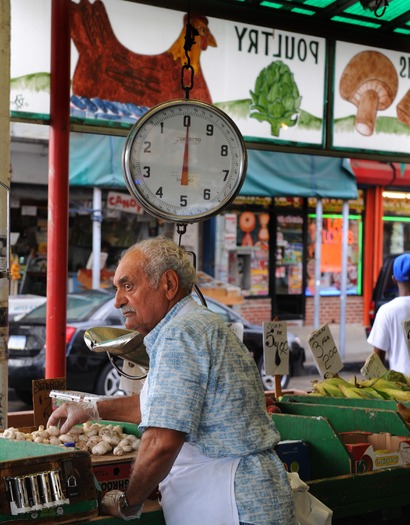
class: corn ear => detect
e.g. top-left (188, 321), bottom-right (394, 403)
top-left (339, 385), bottom-right (367, 399)
top-left (378, 388), bottom-right (410, 402)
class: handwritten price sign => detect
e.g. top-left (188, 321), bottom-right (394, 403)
top-left (263, 321), bottom-right (290, 376)
top-left (308, 324), bottom-right (343, 378)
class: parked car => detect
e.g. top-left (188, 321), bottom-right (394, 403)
top-left (8, 294), bottom-right (47, 321)
top-left (366, 253), bottom-right (410, 336)
top-left (8, 289), bottom-right (124, 405)
top-left (8, 289), bottom-right (305, 405)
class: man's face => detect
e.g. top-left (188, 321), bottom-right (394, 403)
top-left (113, 250), bottom-right (170, 336)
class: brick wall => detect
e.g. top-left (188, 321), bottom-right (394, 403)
top-left (238, 295), bottom-right (364, 326)
top-left (238, 298), bottom-right (272, 325)
top-left (304, 295), bottom-right (364, 325)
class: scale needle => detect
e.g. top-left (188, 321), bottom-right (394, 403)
top-left (181, 125), bottom-right (189, 186)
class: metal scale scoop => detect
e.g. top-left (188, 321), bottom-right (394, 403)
top-left (84, 326), bottom-right (149, 380)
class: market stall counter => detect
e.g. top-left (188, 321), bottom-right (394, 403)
top-left (0, 419), bottom-right (166, 525)
top-left (271, 392), bottom-right (410, 524)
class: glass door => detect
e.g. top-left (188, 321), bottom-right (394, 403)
top-left (274, 212), bottom-right (305, 319)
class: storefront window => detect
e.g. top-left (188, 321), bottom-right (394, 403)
top-left (382, 192), bottom-right (410, 257)
top-left (275, 214), bottom-right (303, 295)
top-left (306, 214), bottom-right (363, 296)
top-left (235, 211), bottom-right (270, 296)
top-left (215, 211), bottom-right (270, 297)
top-left (383, 217), bottom-right (410, 256)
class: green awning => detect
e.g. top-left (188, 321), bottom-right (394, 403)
top-left (69, 134), bottom-right (357, 199)
top-left (69, 133), bottom-right (126, 189)
top-left (242, 150), bottom-right (358, 199)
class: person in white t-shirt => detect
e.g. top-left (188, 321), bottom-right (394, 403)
top-left (367, 253), bottom-right (410, 375)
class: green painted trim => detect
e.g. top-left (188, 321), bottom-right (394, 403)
top-left (0, 499), bottom-right (98, 522)
top-left (383, 216), bottom-right (410, 223)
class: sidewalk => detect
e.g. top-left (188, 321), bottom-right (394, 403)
top-left (288, 323), bottom-right (372, 372)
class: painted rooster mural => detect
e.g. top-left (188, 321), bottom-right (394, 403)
top-left (70, 0), bottom-right (217, 108)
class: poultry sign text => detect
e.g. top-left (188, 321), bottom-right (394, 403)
top-left (235, 27), bottom-right (320, 65)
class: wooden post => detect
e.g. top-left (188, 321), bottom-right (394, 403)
top-left (274, 375), bottom-right (282, 400)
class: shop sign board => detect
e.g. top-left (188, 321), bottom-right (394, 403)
top-left (9, 0), bottom-right (319, 149)
top-left (107, 191), bottom-right (144, 215)
top-left (9, 0), bottom-right (410, 159)
top-left (333, 41), bottom-right (410, 156)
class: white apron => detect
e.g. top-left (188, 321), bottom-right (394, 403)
top-left (159, 442), bottom-right (240, 525)
top-left (140, 299), bottom-right (241, 525)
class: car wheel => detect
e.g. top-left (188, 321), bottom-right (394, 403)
top-left (95, 361), bottom-right (124, 397)
top-left (14, 389), bottom-right (34, 406)
top-left (257, 357), bottom-right (290, 390)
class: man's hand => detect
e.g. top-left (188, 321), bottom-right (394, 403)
top-left (101, 490), bottom-right (143, 521)
top-left (47, 401), bottom-right (99, 434)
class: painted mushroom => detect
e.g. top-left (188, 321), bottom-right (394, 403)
top-left (339, 50), bottom-right (398, 136)
top-left (397, 89), bottom-right (410, 127)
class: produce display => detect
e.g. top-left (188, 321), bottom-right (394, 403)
top-left (311, 370), bottom-right (410, 400)
top-left (265, 395), bottom-right (282, 413)
top-left (309, 369), bottom-right (410, 425)
top-left (0, 422), bottom-right (141, 456)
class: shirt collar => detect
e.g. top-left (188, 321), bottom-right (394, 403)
top-left (144, 295), bottom-right (193, 352)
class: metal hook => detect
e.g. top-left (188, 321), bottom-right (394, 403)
top-left (180, 4), bottom-right (198, 99)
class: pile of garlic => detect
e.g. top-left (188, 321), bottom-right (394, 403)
top-left (0, 422), bottom-right (141, 456)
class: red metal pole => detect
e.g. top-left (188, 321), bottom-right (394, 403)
top-left (362, 187), bottom-right (384, 327)
top-left (46, 0), bottom-right (71, 379)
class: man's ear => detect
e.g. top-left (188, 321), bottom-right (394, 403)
top-left (163, 269), bottom-right (179, 299)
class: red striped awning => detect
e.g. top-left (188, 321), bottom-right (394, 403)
top-left (351, 159), bottom-right (410, 187)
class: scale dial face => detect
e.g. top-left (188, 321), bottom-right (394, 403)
top-left (122, 99), bottom-right (247, 223)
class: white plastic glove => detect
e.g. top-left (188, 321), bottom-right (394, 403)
top-left (101, 490), bottom-right (143, 521)
top-left (47, 401), bottom-right (100, 434)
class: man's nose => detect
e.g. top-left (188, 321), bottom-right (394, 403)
top-left (114, 290), bottom-right (125, 309)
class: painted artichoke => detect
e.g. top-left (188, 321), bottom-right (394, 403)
top-left (250, 60), bottom-right (302, 137)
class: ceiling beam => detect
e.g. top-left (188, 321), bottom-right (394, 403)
top-left (125, 0), bottom-right (410, 52)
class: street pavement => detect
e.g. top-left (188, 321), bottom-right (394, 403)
top-left (285, 322), bottom-right (372, 392)
top-left (289, 322), bottom-right (371, 368)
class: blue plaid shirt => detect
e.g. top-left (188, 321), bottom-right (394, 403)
top-left (141, 296), bottom-right (296, 525)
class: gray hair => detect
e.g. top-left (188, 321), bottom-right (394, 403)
top-left (121, 236), bottom-right (197, 292)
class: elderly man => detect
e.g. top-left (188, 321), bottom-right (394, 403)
top-left (48, 236), bottom-right (296, 525)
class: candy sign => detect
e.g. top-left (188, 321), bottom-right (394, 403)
top-left (107, 191), bottom-right (144, 215)
top-left (263, 321), bottom-right (290, 376)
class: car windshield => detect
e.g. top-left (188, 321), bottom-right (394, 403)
top-left (20, 291), bottom-right (114, 322)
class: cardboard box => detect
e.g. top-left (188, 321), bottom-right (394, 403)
top-left (339, 431), bottom-right (410, 473)
top-left (92, 456), bottom-right (133, 496)
top-left (275, 440), bottom-right (311, 481)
